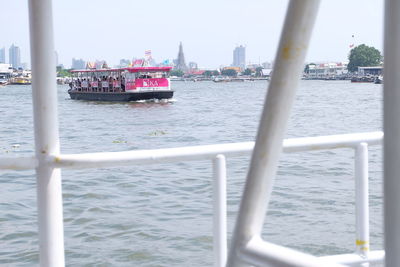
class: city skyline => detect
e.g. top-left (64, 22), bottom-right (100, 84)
top-left (2, 0), bottom-right (383, 69)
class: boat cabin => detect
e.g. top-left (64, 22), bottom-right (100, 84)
top-left (70, 67), bottom-right (172, 93)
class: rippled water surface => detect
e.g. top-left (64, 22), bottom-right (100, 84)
top-left (0, 80), bottom-right (383, 266)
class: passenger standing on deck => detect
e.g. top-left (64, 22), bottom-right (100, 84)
top-left (77, 78), bottom-right (81, 91)
top-left (121, 76), bottom-right (125, 92)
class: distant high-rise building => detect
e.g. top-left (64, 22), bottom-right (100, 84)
top-left (233, 45), bottom-right (246, 70)
top-left (175, 42), bottom-right (188, 72)
top-left (71, 58), bottom-right (86, 69)
top-left (95, 60), bottom-right (107, 69)
top-left (9, 44), bottom-right (21, 69)
top-left (119, 59), bottom-right (131, 67)
top-left (0, 47), bottom-right (5, 63)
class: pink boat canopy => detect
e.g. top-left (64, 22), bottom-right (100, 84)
top-left (125, 67), bottom-right (172, 73)
top-left (71, 67), bottom-right (172, 73)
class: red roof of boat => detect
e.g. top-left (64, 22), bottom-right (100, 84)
top-left (71, 66), bottom-right (172, 73)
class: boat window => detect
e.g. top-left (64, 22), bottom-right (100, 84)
top-left (153, 72), bottom-right (162, 78)
top-left (126, 72), bottom-right (136, 80)
top-left (155, 71), bottom-right (170, 78)
top-left (138, 72), bottom-right (152, 79)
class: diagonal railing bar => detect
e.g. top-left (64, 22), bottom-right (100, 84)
top-left (227, 0), bottom-right (321, 266)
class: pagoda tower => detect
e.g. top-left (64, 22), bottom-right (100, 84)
top-left (175, 42), bottom-right (188, 72)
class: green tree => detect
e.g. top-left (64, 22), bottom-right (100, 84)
top-left (203, 70), bottom-right (212, 77)
top-left (221, 69), bottom-right (237, 77)
top-left (243, 68), bottom-right (252, 76)
top-left (170, 70), bottom-right (184, 77)
top-left (57, 69), bottom-right (72, 77)
top-left (212, 70), bottom-right (220, 76)
top-left (347, 44), bottom-right (382, 72)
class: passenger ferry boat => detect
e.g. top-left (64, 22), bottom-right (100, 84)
top-left (68, 66), bottom-right (173, 101)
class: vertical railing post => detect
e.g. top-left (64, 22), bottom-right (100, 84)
top-left (355, 143), bottom-right (369, 265)
top-left (227, 1), bottom-right (320, 266)
top-left (28, 0), bottom-right (65, 266)
top-left (384, 0), bottom-right (400, 266)
top-left (212, 155), bottom-right (227, 267)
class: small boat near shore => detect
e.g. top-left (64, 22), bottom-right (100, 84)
top-left (68, 67), bottom-right (174, 101)
top-left (9, 76), bottom-right (32, 85)
top-left (350, 76), bottom-right (375, 83)
top-left (374, 75), bottom-right (383, 84)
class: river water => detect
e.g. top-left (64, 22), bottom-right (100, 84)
top-left (0, 80), bottom-right (382, 266)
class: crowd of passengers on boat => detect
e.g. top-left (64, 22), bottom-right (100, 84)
top-left (69, 76), bottom-right (126, 93)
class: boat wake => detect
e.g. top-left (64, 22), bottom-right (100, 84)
top-left (131, 98), bottom-right (176, 104)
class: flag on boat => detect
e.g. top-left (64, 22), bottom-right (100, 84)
top-left (145, 50), bottom-right (152, 59)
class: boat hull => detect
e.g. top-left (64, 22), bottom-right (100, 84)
top-left (68, 90), bottom-right (174, 101)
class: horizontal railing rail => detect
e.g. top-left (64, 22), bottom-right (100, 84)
top-left (0, 131), bottom-right (383, 171)
top-left (0, 131), bottom-right (384, 266)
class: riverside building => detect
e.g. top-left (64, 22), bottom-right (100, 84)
top-left (307, 62), bottom-right (348, 79)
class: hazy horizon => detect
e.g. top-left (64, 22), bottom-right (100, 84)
top-left (2, 0), bottom-right (383, 69)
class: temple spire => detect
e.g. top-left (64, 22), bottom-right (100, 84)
top-left (175, 42), bottom-right (188, 72)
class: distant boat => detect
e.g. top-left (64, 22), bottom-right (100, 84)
top-left (350, 76), bottom-right (375, 83)
top-left (9, 76), bottom-right (31, 85)
top-left (213, 76), bottom-right (231, 82)
top-left (170, 76), bottom-right (184, 81)
top-left (374, 76), bottom-right (383, 84)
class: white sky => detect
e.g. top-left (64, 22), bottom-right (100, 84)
top-left (2, 0), bottom-right (383, 69)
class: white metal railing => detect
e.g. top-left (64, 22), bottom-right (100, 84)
top-left (0, 132), bottom-right (384, 266)
top-left (19, 0), bottom-right (396, 266)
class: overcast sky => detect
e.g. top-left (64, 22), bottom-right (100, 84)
top-left (2, 0), bottom-right (383, 69)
